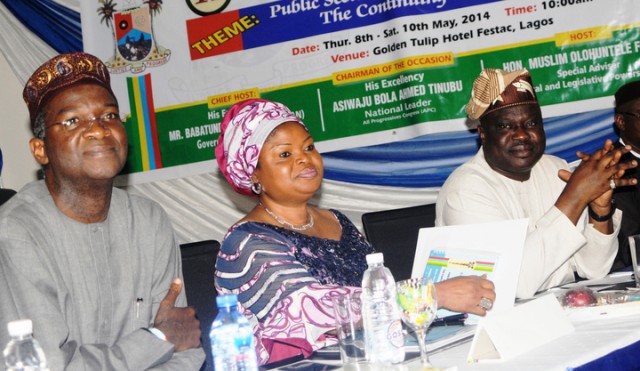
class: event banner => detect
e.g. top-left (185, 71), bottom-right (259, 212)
top-left (81, 0), bottom-right (639, 183)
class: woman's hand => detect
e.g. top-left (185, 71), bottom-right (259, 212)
top-left (435, 275), bottom-right (496, 316)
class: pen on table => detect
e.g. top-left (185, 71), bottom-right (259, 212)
top-left (136, 298), bottom-right (143, 319)
top-left (432, 313), bottom-right (467, 327)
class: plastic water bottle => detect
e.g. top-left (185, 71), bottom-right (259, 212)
top-left (361, 252), bottom-right (405, 364)
top-left (210, 294), bottom-right (258, 371)
top-left (3, 319), bottom-right (49, 371)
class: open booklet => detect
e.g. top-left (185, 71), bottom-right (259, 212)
top-left (411, 219), bottom-right (527, 324)
top-left (406, 219), bottom-right (581, 363)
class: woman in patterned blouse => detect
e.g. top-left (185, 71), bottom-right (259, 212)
top-left (214, 98), bottom-right (496, 365)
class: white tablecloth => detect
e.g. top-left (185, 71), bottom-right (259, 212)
top-left (283, 312), bottom-right (640, 371)
top-left (427, 314), bottom-right (640, 371)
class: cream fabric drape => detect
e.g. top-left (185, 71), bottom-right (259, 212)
top-left (126, 171), bottom-right (439, 244)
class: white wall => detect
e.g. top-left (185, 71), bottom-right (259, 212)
top-left (0, 52), bottom-right (39, 190)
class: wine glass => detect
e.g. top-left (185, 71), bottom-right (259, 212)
top-left (396, 277), bottom-right (438, 366)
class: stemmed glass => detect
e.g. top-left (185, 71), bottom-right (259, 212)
top-left (396, 277), bottom-right (438, 366)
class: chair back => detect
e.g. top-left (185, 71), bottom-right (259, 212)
top-left (0, 189), bottom-right (16, 207)
top-left (180, 239), bottom-right (220, 371)
top-left (361, 204), bottom-right (436, 280)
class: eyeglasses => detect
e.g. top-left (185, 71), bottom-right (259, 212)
top-left (618, 111), bottom-right (640, 120)
top-left (45, 112), bottom-right (125, 133)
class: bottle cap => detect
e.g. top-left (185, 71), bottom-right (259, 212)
top-left (216, 294), bottom-right (239, 308)
top-left (7, 319), bottom-right (32, 337)
top-left (365, 252), bottom-right (384, 265)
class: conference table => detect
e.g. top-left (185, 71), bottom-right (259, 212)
top-left (268, 276), bottom-right (640, 371)
top-left (427, 313), bottom-right (640, 371)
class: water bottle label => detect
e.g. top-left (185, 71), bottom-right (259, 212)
top-left (387, 320), bottom-right (404, 348)
top-left (234, 334), bottom-right (253, 350)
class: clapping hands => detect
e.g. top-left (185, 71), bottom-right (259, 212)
top-left (556, 139), bottom-right (637, 225)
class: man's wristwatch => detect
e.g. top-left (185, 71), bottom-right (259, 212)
top-left (144, 327), bottom-right (168, 342)
top-left (588, 199), bottom-right (616, 222)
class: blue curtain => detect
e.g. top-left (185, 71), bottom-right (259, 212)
top-left (0, 0), bottom-right (81, 53)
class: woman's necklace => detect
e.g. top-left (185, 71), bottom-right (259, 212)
top-left (260, 202), bottom-right (315, 231)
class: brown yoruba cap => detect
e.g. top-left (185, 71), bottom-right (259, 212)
top-left (615, 80), bottom-right (640, 108)
top-left (22, 52), bottom-right (114, 128)
top-left (466, 68), bottom-right (538, 120)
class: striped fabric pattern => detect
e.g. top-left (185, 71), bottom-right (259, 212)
top-left (216, 226), bottom-right (316, 320)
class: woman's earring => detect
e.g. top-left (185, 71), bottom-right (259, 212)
top-left (251, 182), bottom-right (262, 195)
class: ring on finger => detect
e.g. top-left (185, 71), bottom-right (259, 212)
top-left (610, 178), bottom-right (616, 190)
top-left (478, 297), bottom-right (493, 311)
